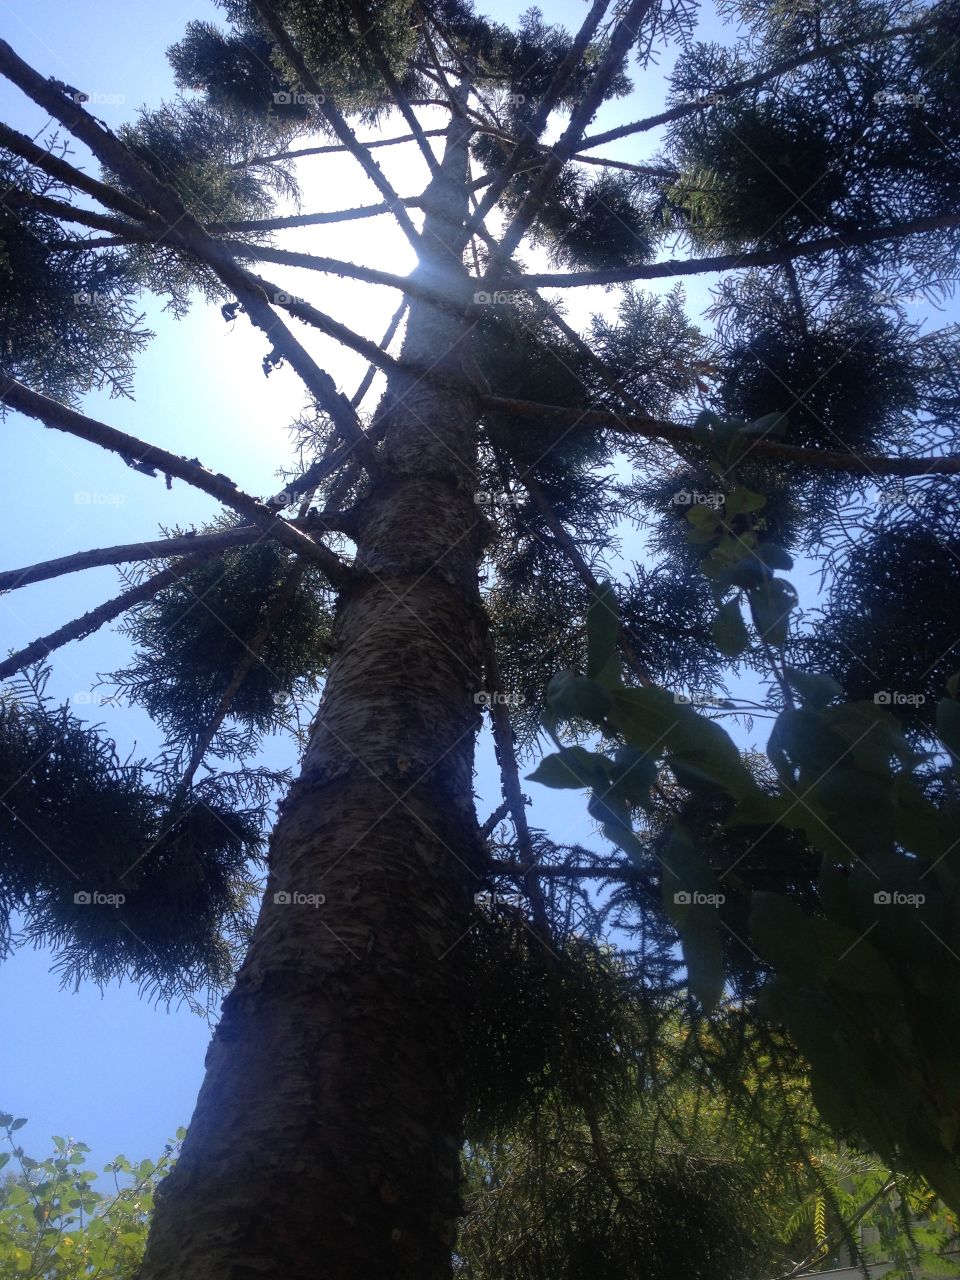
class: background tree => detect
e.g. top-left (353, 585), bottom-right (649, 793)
top-left (2, 0), bottom-right (960, 1275)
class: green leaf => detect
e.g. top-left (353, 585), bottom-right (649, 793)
top-left (692, 410), bottom-right (721, 449)
top-left (527, 747), bottom-right (610, 791)
top-left (712, 598), bottom-right (750, 657)
top-left (724, 486), bottom-right (767, 517)
top-left (586, 582), bottom-right (619, 681)
top-left (812, 919), bottom-right (898, 995)
top-left (10, 1118), bottom-right (27, 1131)
top-left (678, 906), bottom-right (726, 1012)
top-left (742, 411), bottom-right (789, 437)
top-left (784, 668), bottom-right (843, 708)
top-left (750, 892), bottom-right (820, 980)
top-left (755, 542), bottom-right (794, 570)
top-left (748, 578), bottom-right (798, 647)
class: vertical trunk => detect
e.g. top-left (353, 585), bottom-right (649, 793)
top-left (140, 99), bottom-right (486, 1280)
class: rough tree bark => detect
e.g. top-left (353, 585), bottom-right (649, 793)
top-left (139, 92), bottom-right (488, 1280)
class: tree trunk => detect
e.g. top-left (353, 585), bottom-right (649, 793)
top-left (140, 97), bottom-right (486, 1280)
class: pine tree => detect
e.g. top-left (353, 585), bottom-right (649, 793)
top-left (2, 0), bottom-right (960, 1275)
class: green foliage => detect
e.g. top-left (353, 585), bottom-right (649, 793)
top-left (214, 0), bottom-right (422, 123)
top-left (463, 911), bottom-right (650, 1140)
top-left (530, 416), bottom-right (960, 1212)
top-left (0, 154), bottom-right (150, 403)
top-left (109, 535), bottom-right (334, 758)
top-left (0, 1115), bottom-right (181, 1278)
top-left (168, 20), bottom-right (316, 125)
top-left (0, 668), bottom-right (266, 997)
top-left (804, 492), bottom-right (960, 740)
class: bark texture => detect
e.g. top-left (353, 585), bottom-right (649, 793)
top-left (140, 98), bottom-right (487, 1280)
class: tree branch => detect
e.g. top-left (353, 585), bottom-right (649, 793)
top-left (465, 0), bottom-right (612, 235)
top-left (0, 514), bottom-right (357, 595)
top-left (0, 119), bottom-right (152, 224)
top-left (0, 371), bottom-right (352, 583)
top-left (348, 0), bottom-right (442, 176)
top-left (0, 186), bottom-right (138, 236)
top-left (0, 558), bottom-right (203, 682)
top-left (230, 128), bottom-right (447, 168)
top-left (578, 19), bottom-right (940, 151)
top-left (492, 210), bottom-right (960, 289)
top-left (249, 0), bottom-right (425, 252)
top-left (484, 0), bottom-right (657, 277)
top-left (520, 473), bottom-right (655, 686)
top-left (0, 41), bottom-right (380, 474)
top-left (489, 393), bottom-right (960, 475)
top-left (482, 633), bottom-right (550, 934)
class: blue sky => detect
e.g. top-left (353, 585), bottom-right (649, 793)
top-left (0, 0), bottom-right (886, 1176)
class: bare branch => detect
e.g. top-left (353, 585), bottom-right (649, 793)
top-left (0, 558), bottom-right (203, 682)
top-left (520, 473), bottom-right (655, 686)
top-left (0, 371), bottom-right (352, 583)
top-left (0, 119), bottom-right (152, 224)
top-left (0, 514), bottom-right (357, 595)
top-left (0, 41), bottom-right (380, 473)
top-left (210, 202), bottom-right (424, 234)
top-left (348, 0), bottom-right (442, 176)
top-left (488, 859), bottom-right (654, 881)
top-left (0, 186), bottom-right (138, 236)
top-left (479, 800), bottom-right (510, 840)
top-left (230, 128), bottom-right (447, 168)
